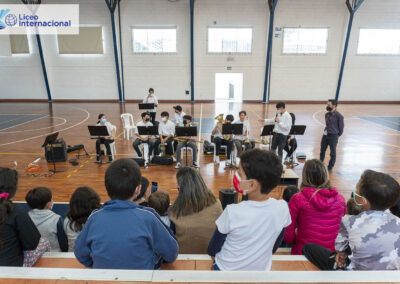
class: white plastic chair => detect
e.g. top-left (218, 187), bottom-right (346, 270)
top-left (120, 113), bottom-right (135, 140)
top-left (180, 147), bottom-right (193, 164)
top-left (212, 143), bottom-right (227, 162)
top-left (259, 127), bottom-right (271, 150)
top-left (101, 125), bottom-right (117, 160)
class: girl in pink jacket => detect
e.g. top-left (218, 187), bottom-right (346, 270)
top-left (284, 159), bottom-right (346, 255)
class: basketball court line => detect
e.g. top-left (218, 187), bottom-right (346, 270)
top-left (0, 107), bottom-right (90, 147)
top-left (0, 114), bottom-right (49, 131)
top-left (0, 117), bottom-right (67, 133)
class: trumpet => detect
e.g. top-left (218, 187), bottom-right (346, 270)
top-left (174, 137), bottom-right (204, 143)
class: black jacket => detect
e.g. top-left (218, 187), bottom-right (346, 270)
top-left (0, 203), bottom-right (41, 266)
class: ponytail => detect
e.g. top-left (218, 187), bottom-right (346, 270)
top-left (0, 167), bottom-right (18, 250)
top-left (0, 196), bottom-right (13, 250)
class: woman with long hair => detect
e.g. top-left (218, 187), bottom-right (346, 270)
top-left (284, 159), bottom-right (346, 255)
top-left (0, 167), bottom-right (50, 266)
top-left (170, 167), bottom-right (222, 253)
top-left (64, 187), bottom-right (101, 251)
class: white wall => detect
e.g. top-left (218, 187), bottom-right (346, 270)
top-left (0, 0), bottom-right (399, 101)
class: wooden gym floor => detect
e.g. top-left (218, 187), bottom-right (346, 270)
top-left (0, 102), bottom-right (399, 203)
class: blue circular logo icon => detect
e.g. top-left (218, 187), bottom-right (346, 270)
top-left (5, 14), bottom-right (17, 27)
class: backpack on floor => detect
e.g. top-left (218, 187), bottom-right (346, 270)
top-left (151, 156), bottom-right (173, 165)
top-left (203, 140), bottom-right (214, 154)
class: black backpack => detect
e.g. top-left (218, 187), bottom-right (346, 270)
top-left (151, 156), bottom-right (173, 165)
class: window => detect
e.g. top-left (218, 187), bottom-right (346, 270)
top-left (283, 28), bottom-right (328, 54)
top-left (132, 28), bottom-right (176, 53)
top-left (357, 29), bottom-right (400, 55)
top-left (58, 26), bottom-right (104, 54)
top-left (10, 35), bottom-right (30, 54)
top-left (208, 28), bottom-right (252, 53)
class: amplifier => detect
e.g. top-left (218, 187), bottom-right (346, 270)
top-left (45, 140), bottom-right (68, 162)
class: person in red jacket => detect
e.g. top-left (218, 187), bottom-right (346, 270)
top-left (284, 159), bottom-right (346, 255)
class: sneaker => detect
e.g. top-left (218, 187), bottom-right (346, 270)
top-left (172, 156), bottom-right (177, 162)
top-left (144, 162), bottom-right (149, 169)
top-left (215, 156), bottom-right (220, 164)
top-left (225, 159), bottom-right (231, 166)
top-left (192, 162), bottom-right (200, 168)
top-left (95, 155), bottom-right (101, 163)
top-left (175, 162), bottom-right (181, 169)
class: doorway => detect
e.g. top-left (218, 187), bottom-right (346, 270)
top-left (215, 73), bottom-right (243, 102)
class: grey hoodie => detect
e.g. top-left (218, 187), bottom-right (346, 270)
top-left (28, 209), bottom-right (68, 252)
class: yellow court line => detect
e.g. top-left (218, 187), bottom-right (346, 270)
top-left (0, 153), bottom-right (42, 155)
top-left (66, 175), bottom-right (71, 178)
top-left (249, 108), bottom-right (263, 120)
top-left (115, 131), bottom-right (124, 140)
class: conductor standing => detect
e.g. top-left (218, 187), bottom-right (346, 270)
top-left (320, 99), bottom-right (344, 172)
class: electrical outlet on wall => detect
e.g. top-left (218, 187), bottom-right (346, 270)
top-left (185, 90), bottom-right (190, 95)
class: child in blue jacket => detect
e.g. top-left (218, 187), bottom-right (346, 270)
top-left (74, 158), bottom-right (178, 269)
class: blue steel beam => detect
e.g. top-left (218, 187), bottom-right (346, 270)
top-left (262, 0), bottom-right (278, 104)
top-left (335, 0), bottom-right (365, 101)
top-left (105, 0), bottom-right (123, 102)
top-left (190, 0), bottom-right (195, 103)
top-left (20, 0), bottom-right (52, 101)
top-left (118, 0), bottom-right (125, 102)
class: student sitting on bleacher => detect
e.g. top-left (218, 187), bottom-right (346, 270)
top-left (207, 149), bottom-right (291, 271)
top-left (74, 158), bottom-right (178, 269)
top-left (26, 187), bottom-right (68, 252)
top-left (0, 167), bottom-right (50, 267)
top-left (303, 170), bottom-right (400, 270)
top-left (284, 159), bottom-right (346, 255)
top-left (148, 190), bottom-right (171, 227)
top-left (170, 167), bottom-right (223, 254)
top-left (64, 187), bottom-right (101, 252)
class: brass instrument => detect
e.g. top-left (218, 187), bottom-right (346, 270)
top-left (174, 122), bottom-right (203, 143)
top-left (214, 114), bottom-right (231, 140)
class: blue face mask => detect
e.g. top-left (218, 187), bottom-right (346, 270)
top-left (101, 118), bottom-right (107, 124)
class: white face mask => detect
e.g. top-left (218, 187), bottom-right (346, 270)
top-left (161, 117), bottom-right (167, 122)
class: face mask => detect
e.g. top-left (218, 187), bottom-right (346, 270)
top-left (145, 118), bottom-right (150, 122)
top-left (183, 119), bottom-right (188, 125)
top-left (101, 118), bottom-right (107, 124)
top-left (233, 172), bottom-right (244, 194)
top-left (162, 117), bottom-right (167, 122)
top-left (326, 106), bottom-right (333, 112)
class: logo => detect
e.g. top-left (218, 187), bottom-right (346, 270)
top-left (0, 8), bottom-right (10, 29)
top-left (5, 14), bottom-right (17, 27)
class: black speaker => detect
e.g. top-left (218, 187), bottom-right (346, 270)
top-left (219, 189), bottom-right (238, 209)
top-left (130, 158), bottom-right (145, 167)
top-left (45, 140), bottom-right (67, 162)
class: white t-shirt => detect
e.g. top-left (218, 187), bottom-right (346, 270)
top-left (135, 121), bottom-right (153, 138)
top-left (174, 111), bottom-right (186, 126)
top-left (213, 123), bottom-right (223, 139)
top-left (233, 119), bottom-right (250, 141)
top-left (143, 95), bottom-right (158, 112)
top-left (158, 120), bottom-right (175, 137)
top-left (264, 111), bottom-right (292, 136)
top-left (215, 198), bottom-right (291, 271)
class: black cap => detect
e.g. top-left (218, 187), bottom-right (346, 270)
top-left (173, 105), bottom-right (182, 112)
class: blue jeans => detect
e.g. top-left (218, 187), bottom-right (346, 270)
top-left (213, 263), bottom-right (220, 270)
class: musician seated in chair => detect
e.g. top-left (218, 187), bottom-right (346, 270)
top-left (96, 114), bottom-right (115, 163)
top-left (154, 112), bottom-right (175, 158)
top-left (212, 114), bottom-right (234, 166)
top-left (133, 112), bottom-right (155, 168)
top-left (233, 111), bottom-right (254, 159)
top-left (175, 115), bottom-right (199, 169)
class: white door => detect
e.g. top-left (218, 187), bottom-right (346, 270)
top-left (215, 73), bottom-right (243, 102)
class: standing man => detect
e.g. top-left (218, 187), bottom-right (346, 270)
top-left (133, 112), bottom-right (155, 168)
top-left (320, 99), bottom-right (344, 172)
top-left (143, 88), bottom-right (158, 124)
top-left (154, 112), bottom-right (175, 157)
top-left (261, 102), bottom-right (292, 162)
top-left (173, 105), bottom-right (186, 126)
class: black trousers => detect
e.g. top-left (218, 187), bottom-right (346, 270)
top-left (320, 134), bottom-right (339, 170)
top-left (149, 112), bottom-right (156, 124)
top-left (271, 133), bottom-right (287, 161)
top-left (284, 137), bottom-right (297, 157)
top-left (214, 137), bottom-right (233, 159)
top-left (154, 136), bottom-right (174, 156)
top-left (303, 243), bottom-right (351, 271)
top-left (133, 138), bottom-right (154, 158)
top-left (96, 138), bottom-right (114, 160)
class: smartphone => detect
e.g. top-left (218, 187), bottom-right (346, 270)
top-left (151, 182), bottom-right (158, 193)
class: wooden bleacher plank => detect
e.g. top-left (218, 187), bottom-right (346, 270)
top-left (34, 257), bottom-right (85, 268)
top-left (162, 260), bottom-right (196, 270)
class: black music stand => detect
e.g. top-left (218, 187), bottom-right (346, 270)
top-left (175, 126), bottom-right (197, 167)
top-left (287, 125), bottom-right (306, 167)
top-left (42, 132), bottom-right (60, 174)
top-left (139, 103), bottom-right (155, 110)
top-left (222, 124), bottom-right (243, 169)
top-left (260, 124), bottom-right (275, 150)
top-left (88, 126), bottom-right (111, 164)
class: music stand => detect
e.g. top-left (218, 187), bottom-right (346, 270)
top-left (260, 125), bottom-right (275, 150)
top-left (175, 126), bottom-right (197, 167)
top-left (287, 125), bottom-right (306, 167)
top-left (222, 124), bottom-right (243, 169)
top-left (42, 132), bottom-right (59, 174)
top-left (138, 103), bottom-right (155, 110)
top-left (137, 126), bottom-right (158, 136)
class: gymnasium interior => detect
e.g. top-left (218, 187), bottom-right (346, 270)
top-left (0, 0), bottom-right (399, 283)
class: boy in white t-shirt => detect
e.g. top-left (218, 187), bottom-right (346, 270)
top-left (207, 149), bottom-right (291, 271)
